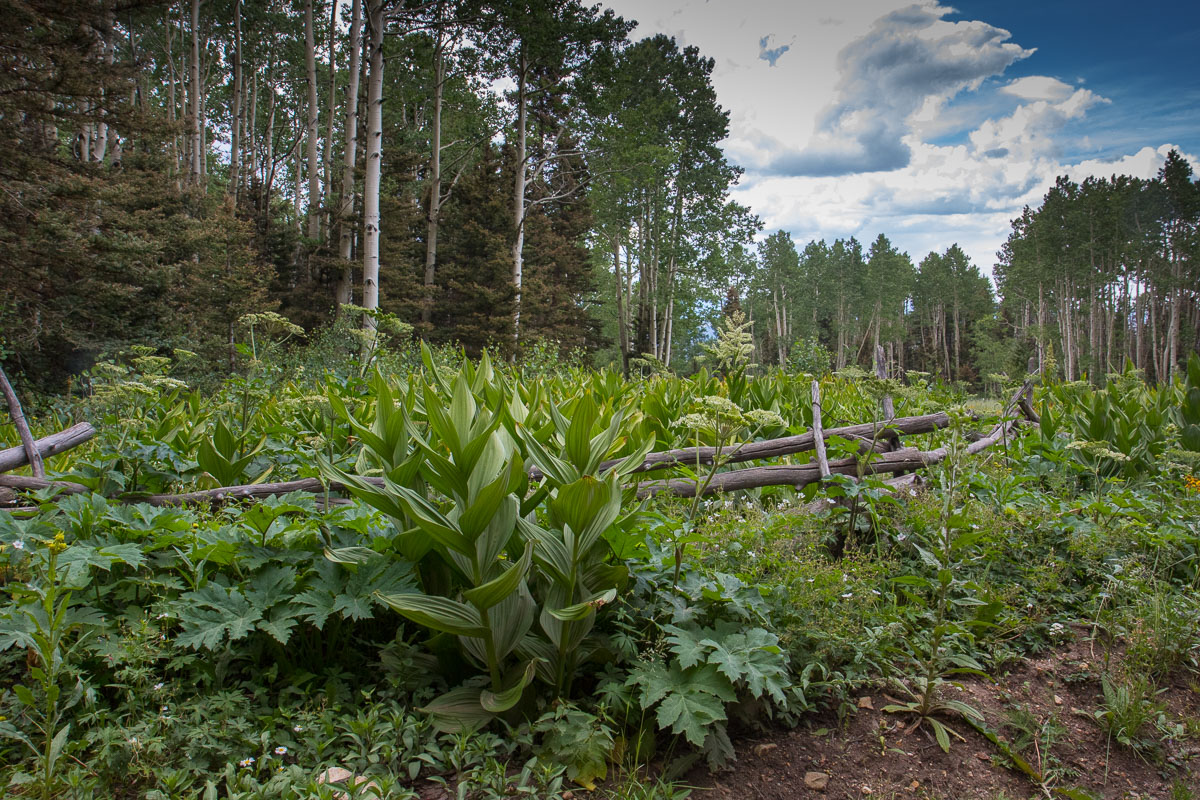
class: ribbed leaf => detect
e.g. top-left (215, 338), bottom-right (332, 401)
top-left (376, 593), bottom-right (488, 637)
top-left (463, 543), bottom-right (532, 611)
top-left (481, 659), bottom-right (538, 713)
top-left (548, 588), bottom-right (617, 621)
top-left (420, 686), bottom-right (491, 733)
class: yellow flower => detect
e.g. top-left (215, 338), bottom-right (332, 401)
top-left (1185, 474), bottom-right (1200, 493)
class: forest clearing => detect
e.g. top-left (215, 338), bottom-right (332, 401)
top-left (2, 342), bottom-right (1200, 799)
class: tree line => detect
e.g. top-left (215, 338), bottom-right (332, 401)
top-left (1, 1), bottom-right (1195, 389)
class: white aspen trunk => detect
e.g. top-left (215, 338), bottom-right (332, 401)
top-left (361, 0), bottom-right (384, 340)
top-left (166, 9), bottom-right (180, 187)
top-left (189, 0), bottom-right (202, 186)
top-left (294, 146), bottom-right (303, 236)
top-left (510, 51), bottom-right (528, 350)
top-left (614, 232), bottom-right (628, 367)
top-left (773, 287), bottom-right (784, 365)
top-left (1168, 259), bottom-right (1182, 379)
top-left (91, 9), bottom-right (114, 162)
top-left (323, 0), bottom-right (339, 235)
top-left (422, 33), bottom-right (445, 329)
top-left (264, 79), bottom-right (275, 195)
top-left (305, 0), bottom-right (322, 242)
top-left (952, 303), bottom-right (960, 380)
top-left (228, 0), bottom-right (242, 198)
top-left (335, 0), bottom-right (363, 308)
top-left (1037, 284), bottom-right (1046, 375)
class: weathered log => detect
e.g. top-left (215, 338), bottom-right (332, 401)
top-left (525, 411), bottom-right (953, 482)
top-left (0, 422), bottom-right (96, 474)
top-left (811, 380), bottom-right (830, 478)
top-left (0, 390), bottom-right (1035, 509)
top-left (133, 476), bottom-right (383, 508)
top-left (637, 393), bottom-right (1033, 500)
top-left (874, 344), bottom-right (895, 421)
top-left (0, 366), bottom-right (45, 478)
top-left (0, 475), bottom-right (90, 496)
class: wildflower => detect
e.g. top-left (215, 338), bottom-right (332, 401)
top-left (274, 746), bottom-right (288, 756)
top-left (1185, 474), bottom-right (1200, 493)
top-left (239, 757), bottom-right (255, 768)
top-left (153, 682), bottom-right (165, 691)
top-left (160, 705), bottom-right (169, 714)
top-left (293, 724), bottom-right (304, 733)
top-left (841, 592), bottom-right (853, 599)
top-left (12, 540), bottom-right (24, 551)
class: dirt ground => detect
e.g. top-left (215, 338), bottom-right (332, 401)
top-left (694, 629), bottom-right (1200, 800)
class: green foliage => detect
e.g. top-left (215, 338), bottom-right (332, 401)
top-left (3, 345), bottom-right (1200, 796)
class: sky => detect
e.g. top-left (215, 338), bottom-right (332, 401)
top-left (598, 0), bottom-right (1200, 278)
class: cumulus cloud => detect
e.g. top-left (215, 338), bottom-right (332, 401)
top-left (1000, 75), bottom-right (1074, 102)
top-left (763, 2), bottom-right (1033, 176)
top-left (969, 87), bottom-right (1109, 161)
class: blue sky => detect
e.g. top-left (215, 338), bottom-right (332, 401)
top-left (600, 0), bottom-right (1200, 276)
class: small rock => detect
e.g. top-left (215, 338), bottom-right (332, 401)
top-left (804, 771), bottom-right (830, 791)
top-left (317, 767), bottom-right (354, 785)
top-left (861, 786), bottom-right (873, 796)
top-left (1053, 694), bottom-right (1063, 706)
top-left (908, 780), bottom-right (920, 791)
top-left (857, 696), bottom-right (874, 710)
top-left (754, 742), bottom-right (778, 756)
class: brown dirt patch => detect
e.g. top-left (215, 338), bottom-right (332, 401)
top-left (694, 630), bottom-right (1200, 800)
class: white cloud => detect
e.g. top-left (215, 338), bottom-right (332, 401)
top-left (1000, 75), bottom-right (1074, 102)
top-left (970, 88), bottom-right (1109, 161)
top-left (761, 3), bottom-right (1034, 175)
top-left (600, 0), bottom-right (1195, 275)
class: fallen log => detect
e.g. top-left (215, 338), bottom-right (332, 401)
top-left (0, 422), bottom-right (96, 474)
top-left (528, 411), bottom-right (954, 481)
top-left (0, 475), bottom-right (90, 496)
top-left (0, 391), bottom-right (1031, 510)
top-left (638, 387), bottom-right (1034, 499)
top-left (131, 476), bottom-right (380, 508)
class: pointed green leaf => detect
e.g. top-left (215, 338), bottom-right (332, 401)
top-left (480, 659), bottom-right (538, 713)
top-left (376, 593), bottom-right (488, 637)
top-left (548, 588), bottom-right (617, 621)
top-left (464, 543), bottom-right (532, 611)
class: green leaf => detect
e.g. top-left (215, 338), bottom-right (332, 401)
top-left (376, 593), bottom-right (488, 637)
top-left (627, 662), bottom-right (735, 747)
top-left (929, 718), bottom-right (951, 753)
top-left (700, 628), bottom-right (790, 704)
top-left (517, 517), bottom-right (571, 586)
top-left (175, 582), bottom-right (271, 650)
top-left (458, 458), bottom-right (519, 539)
top-left (420, 686), bottom-right (492, 734)
top-left (463, 543), bottom-right (532, 611)
top-left (548, 588), bottom-right (617, 621)
top-left (480, 660), bottom-right (538, 713)
top-left (323, 546), bottom-right (379, 564)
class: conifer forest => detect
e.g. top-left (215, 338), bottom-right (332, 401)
top-left (1, 2), bottom-right (1199, 799)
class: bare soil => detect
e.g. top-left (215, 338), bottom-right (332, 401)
top-left (695, 630), bottom-right (1200, 800)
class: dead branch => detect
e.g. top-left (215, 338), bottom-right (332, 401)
top-left (0, 366), bottom-right (44, 478)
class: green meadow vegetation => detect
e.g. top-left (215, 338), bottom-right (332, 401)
top-left (2, 330), bottom-right (1200, 799)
